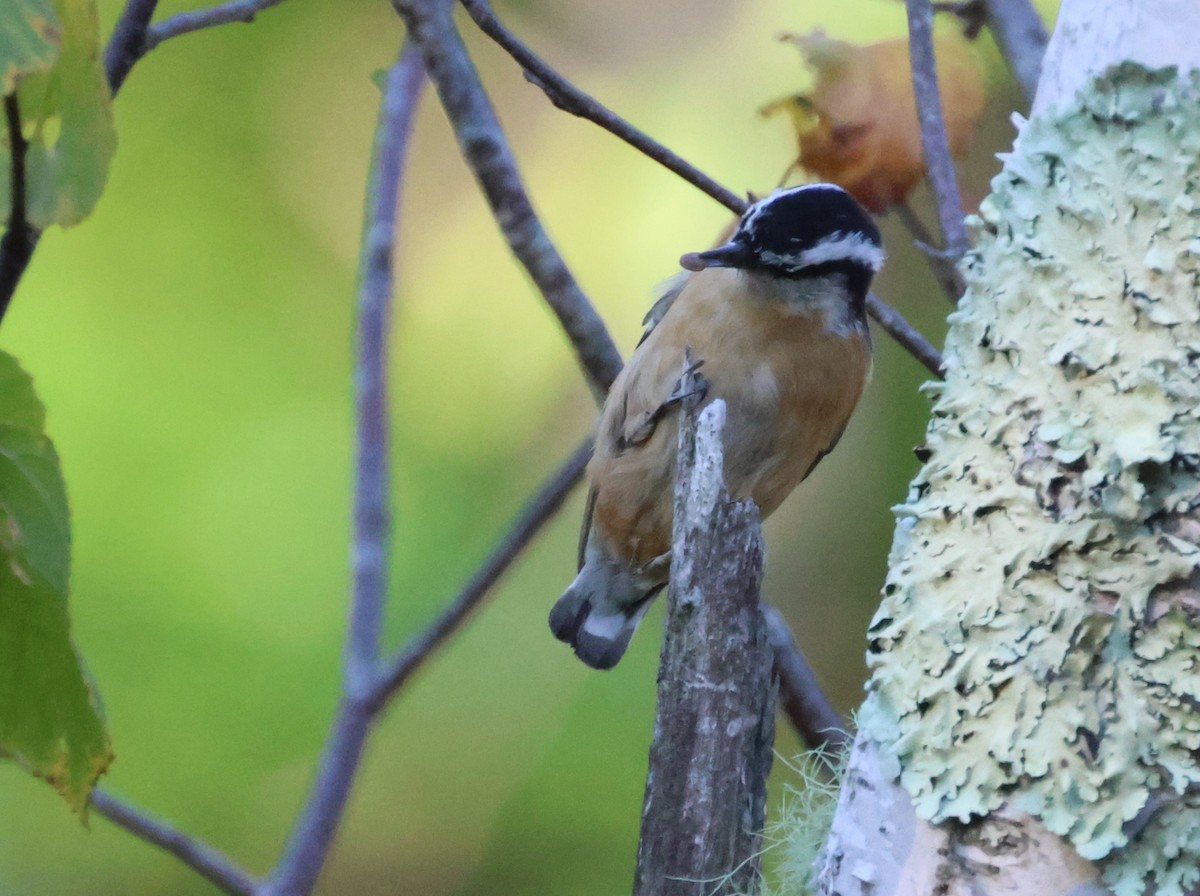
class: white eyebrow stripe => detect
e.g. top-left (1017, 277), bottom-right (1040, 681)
top-left (741, 197), bottom-right (769, 232)
top-left (800, 231), bottom-right (886, 270)
top-left (759, 231), bottom-right (886, 273)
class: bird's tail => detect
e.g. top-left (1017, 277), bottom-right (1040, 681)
top-left (549, 552), bottom-right (665, 670)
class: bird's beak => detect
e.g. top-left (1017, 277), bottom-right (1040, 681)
top-left (679, 239), bottom-right (753, 272)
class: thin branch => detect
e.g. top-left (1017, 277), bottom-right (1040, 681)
top-left (982, 0), bottom-right (1048, 103)
top-left (932, 0), bottom-right (988, 39)
top-left (905, 0), bottom-right (970, 262)
top-left (893, 200), bottom-right (965, 301)
top-left (866, 293), bottom-right (944, 378)
top-left (762, 604), bottom-right (851, 752)
top-left (459, 0), bottom-right (944, 380)
top-left (91, 789), bottom-right (260, 896)
top-left (459, 0), bottom-right (745, 213)
top-left (369, 436), bottom-right (592, 711)
top-left (394, 0), bottom-right (622, 404)
top-left (0, 94), bottom-right (37, 325)
top-left (264, 42), bottom-right (425, 896)
top-left (103, 0), bottom-right (160, 94)
top-left (145, 0), bottom-right (289, 53)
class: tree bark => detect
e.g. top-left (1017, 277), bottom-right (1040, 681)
top-left (817, 2), bottom-right (1200, 895)
top-left (633, 396), bottom-right (776, 896)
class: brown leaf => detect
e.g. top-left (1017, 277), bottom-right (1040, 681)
top-left (763, 27), bottom-right (985, 212)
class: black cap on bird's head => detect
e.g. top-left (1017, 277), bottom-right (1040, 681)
top-left (680, 184), bottom-right (885, 282)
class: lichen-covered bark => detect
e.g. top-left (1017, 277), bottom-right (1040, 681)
top-left (857, 65), bottom-right (1200, 896)
top-left (633, 400), bottom-right (776, 896)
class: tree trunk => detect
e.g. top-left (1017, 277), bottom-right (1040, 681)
top-left (818, 2), bottom-right (1200, 894)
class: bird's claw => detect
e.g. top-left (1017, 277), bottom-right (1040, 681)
top-left (667, 358), bottom-right (708, 408)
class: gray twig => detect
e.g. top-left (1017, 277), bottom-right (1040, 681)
top-left (105, 0), bottom-right (289, 96)
top-left (762, 605), bottom-right (850, 752)
top-left (866, 293), bottom-right (944, 378)
top-left (264, 42), bottom-right (426, 896)
top-left (982, 0), bottom-right (1048, 103)
top-left (368, 436), bottom-right (592, 711)
top-left (145, 0), bottom-right (290, 52)
top-left (394, 0), bottom-right (623, 404)
top-left (459, 0), bottom-right (745, 213)
top-left (893, 201), bottom-right (965, 302)
top-left (457, 0), bottom-right (943, 380)
top-left (91, 790), bottom-right (261, 896)
top-left (905, 0), bottom-right (970, 263)
top-left (103, 0), bottom-right (161, 93)
top-left (634, 388), bottom-right (775, 896)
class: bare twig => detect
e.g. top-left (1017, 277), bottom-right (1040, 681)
top-left (458, 0), bottom-right (944, 380)
top-left (893, 201), bottom-right (965, 301)
top-left (91, 789), bottom-right (260, 896)
top-left (982, 0), bottom-right (1048, 103)
top-left (0, 94), bottom-right (36, 325)
top-left (369, 437), bottom-right (591, 711)
top-left (932, 0), bottom-right (988, 39)
top-left (867, 293), bottom-right (944, 378)
top-left (459, 0), bottom-right (745, 213)
top-left (105, 0), bottom-right (289, 96)
top-left (265, 42), bottom-right (425, 896)
top-left (763, 605), bottom-right (851, 751)
top-left (145, 0), bottom-right (289, 52)
top-left (394, 0), bottom-right (623, 404)
top-left (103, 0), bottom-right (161, 94)
top-left (905, 0), bottom-right (970, 263)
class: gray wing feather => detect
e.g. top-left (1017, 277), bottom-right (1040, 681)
top-left (637, 271), bottom-right (689, 347)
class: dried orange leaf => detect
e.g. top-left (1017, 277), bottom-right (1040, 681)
top-left (764, 27), bottom-right (985, 212)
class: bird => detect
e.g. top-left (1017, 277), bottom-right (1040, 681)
top-left (549, 183), bottom-right (884, 670)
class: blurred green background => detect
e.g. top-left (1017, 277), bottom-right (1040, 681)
top-left (0, 0), bottom-right (1056, 892)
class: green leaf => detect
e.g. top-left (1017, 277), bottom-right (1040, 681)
top-left (0, 350), bottom-right (110, 816)
top-left (0, 0), bottom-right (115, 229)
top-left (0, 0), bottom-right (61, 94)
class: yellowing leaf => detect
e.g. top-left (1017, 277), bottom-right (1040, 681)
top-left (0, 0), bottom-right (61, 94)
top-left (763, 27), bottom-right (985, 212)
top-left (0, 0), bottom-right (115, 229)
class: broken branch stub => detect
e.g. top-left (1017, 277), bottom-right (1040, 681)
top-left (632, 362), bottom-right (777, 896)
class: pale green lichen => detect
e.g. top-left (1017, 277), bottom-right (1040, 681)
top-left (760, 747), bottom-right (846, 896)
top-left (860, 65), bottom-right (1200, 895)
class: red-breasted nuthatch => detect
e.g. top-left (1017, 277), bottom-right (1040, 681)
top-left (550, 183), bottom-right (884, 669)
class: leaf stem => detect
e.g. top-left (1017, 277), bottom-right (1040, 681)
top-left (0, 94), bottom-right (37, 326)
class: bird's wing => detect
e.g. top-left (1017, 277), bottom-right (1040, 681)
top-left (577, 484), bottom-right (597, 572)
top-left (576, 284), bottom-right (685, 570)
top-left (636, 271), bottom-right (690, 348)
